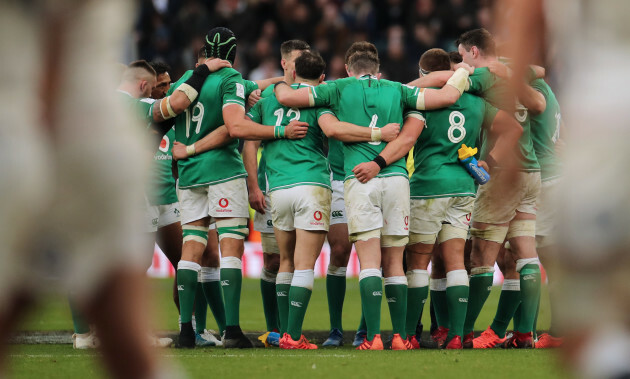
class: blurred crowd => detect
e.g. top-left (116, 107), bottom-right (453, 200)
top-left (134, 0), bottom-right (492, 82)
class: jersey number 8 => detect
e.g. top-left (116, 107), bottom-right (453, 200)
top-left (447, 111), bottom-right (466, 143)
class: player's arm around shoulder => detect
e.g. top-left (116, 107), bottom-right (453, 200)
top-left (274, 81), bottom-right (314, 108)
top-left (317, 111), bottom-right (400, 143)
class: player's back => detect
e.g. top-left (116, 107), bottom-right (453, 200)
top-left (411, 92), bottom-right (496, 199)
top-left (468, 67), bottom-right (539, 172)
top-left (530, 78), bottom-right (562, 181)
top-left (248, 83), bottom-right (330, 192)
top-left (171, 67), bottom-right (247, 189)
top-left (316, 76), bottom-right (419, 180)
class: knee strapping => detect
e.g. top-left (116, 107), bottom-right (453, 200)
top-left (216, 218), bottom-right (249, 241)
top-left (470, 266), bottom-right (495, 276)
top-left (506, 220), bottom-right (536, 239)
top-left (200, 267), bottom-right (220, 282)
top-left (261, 267), bottom-right (278, 283)
top-left (516, 258), bottom-right (540, 273)
top-left (381, 234), bottom-right (409, 247)
top-left (408, 233), bottom-right (437, 246)
top-left (470, 225), bottom-right (508, 243)
top-left (446, 269), bottom-right (469, 287)
top-left (438, 224), bottom-right (468, 243)
top-left (406, 270), bottom-right (429, 288)
top-left (221, 256), bottom-right (242, 270)
top-left (260, 232), bottom-right (279, 254)
top-left (182, 225), bottom-right (209, 246)
top-left (327, 265), bottom-right (347, 277)
top-left (349, 228), bottom-right (380, 243)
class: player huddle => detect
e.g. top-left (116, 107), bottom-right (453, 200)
top-left (114, 26), bottom-right (562, 351)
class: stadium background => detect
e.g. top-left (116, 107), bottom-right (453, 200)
top-left (138, 0), bottom-right (528, 282)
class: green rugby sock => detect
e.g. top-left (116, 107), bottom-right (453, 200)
top-left (194, 283), bottom-right (207, 333)
top-left (286, 270), bottom-right (314, 340)
top-left (326, 266), bottom-right (347, 331)
top-left (69, 299), bottom-right (90, 334)
top-left (359, 270), bottom-right (382, 341)
top-left (200, 267), bottom-right (226, 334)
top-left (261, 268), bottom-right (279, 332)
top-left (385, 277), bottom-right (408, 338)
top-left (176, 260), bottom-right (201, 324)
top-left (490, 279), bottom-right (520, 338)
top-left (445, 270), bottom-right (469, 340)
top-left (220, 257), bottom-right (243, 327)
top-left (405, 270), bottom-right (429, 337)
top-left (430, 278), bottom-right (449, 329)
top-left (463, 271), bottom-right (493, 335)
top-left (276, 272), bottom-right (293, 335)
top-left (517, 262), bottom-right (541, 334)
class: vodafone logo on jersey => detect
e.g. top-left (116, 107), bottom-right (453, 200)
top-left (217, 198), bottom-right (231, 213)
top-left (404, 216), bottom-right (409, 231)
top-left (158, 135), bottom-right (170, 153)
top-left (310, 210), bottom-right (324, 226)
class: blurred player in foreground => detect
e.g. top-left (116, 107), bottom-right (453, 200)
top-left (0, 1), bottom-right (165, 377)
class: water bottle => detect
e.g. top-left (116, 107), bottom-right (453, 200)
top-left (458, 144), bottom-right (490, 185)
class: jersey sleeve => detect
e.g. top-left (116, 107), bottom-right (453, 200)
top-left (404, 109), bottom-right (425, 122)
top-left (400, 83), bottom-right (425, 110)
top-left (467, 68), bottom-right (495, 95)
top-left (481, 99), bottom-right (500, 130)
top-left (221, 73), bottom-right (247, 108)
top-left (137, 98), bottom-right (157, 125)
top-left (316, 107), bottom-right (336, 119)
top-left (243, 79), bottom-right (259, 97)
top-left (310, 82), bottom-right (338, 107)
top-left (245, 100), bottom-right (262, 123)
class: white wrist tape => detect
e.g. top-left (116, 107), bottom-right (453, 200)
top-left (370, 127), bottom-right (382, 142)
top-left (446, 67), bottom-right (470, 95)
top-left (177, 83), bottom-right (199, 103)
top-left (186, 144), bottom-right (196, 157)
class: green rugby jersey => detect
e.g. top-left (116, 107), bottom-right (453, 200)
top-left (170, 68), bottom-right (248, 189)
top-left (409, 93), bottom-right (498, 199)
top-left (256, 84), bottom-right (275, 194)
top-left (148, 128), bottom-right (178, 205)
top-left (530, 79), bottom-right (562, 182)
top-left (310, 75), bottom-right (422, 181)
top-left (117, 90), bottom-right (154, 128)
top-left (247, 83), bottom-right (332, 192)
top-left (468, 67), bottom-right (540, 172)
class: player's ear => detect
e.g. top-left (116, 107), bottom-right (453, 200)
top-left (281, 58), bottom-right (287, 71)
top-left (195, 63), bottom-right (200, 68)
top-left (319, 74), bottom-right (325, 83)
top-left (292, 71), bottom-right (296, 81)
top-left (345, 64), bottom-right (350, 77)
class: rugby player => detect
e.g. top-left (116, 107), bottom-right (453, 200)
top-left (275, 44), bottom-right (470, 350)
top-left (392, 49), bottom-right (522, 349)
top-left (455, 28), bottom-right (543, 349)
top-left (242, 40), bottom-right (311, 343)
top-left (171, 27), bottom-right (310, 349)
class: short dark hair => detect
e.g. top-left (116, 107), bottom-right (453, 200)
top-left (448, 51), bottom-right (463, 64)
top-left (295, 50), bottom-right (326, 80)
top-left (456, 28), bottom-right (496, 57)
top-left (149, 61), bottom-right (171, 76)
top-left (280, 40), bottom-right (310, 59)
top-left (347, 51), bottom-right (379, 75)
top-left (419, 48), bottom-right (452, 73)
top-left (344, 41), bottom-right (378, 64)
top-left (128, 60), bottom-right (157, 77)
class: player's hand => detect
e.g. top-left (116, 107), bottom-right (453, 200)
top-left (204, 58), bottom-right (232, 72)
top-left (285, 120), bottom-right (309, 139)
top-left (248, 186), bottom-right (266, 213)
top-left (352, 161), bottom-right (380, 183)
top-left (477, 160), bottom-right (490, 172)
top-left (454, 62), bottom-right (474, 75)
top-left (248, 89), bottom-right (262, 108)
top-left (488, 61), bottom-right (511, 79)
top-left (172, 141), bottom-right (188, 161)
top-left (380, 123), bottom-right (401, 142)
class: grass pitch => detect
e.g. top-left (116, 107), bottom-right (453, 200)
top-left (9, 278), bottom-right (563, 378)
